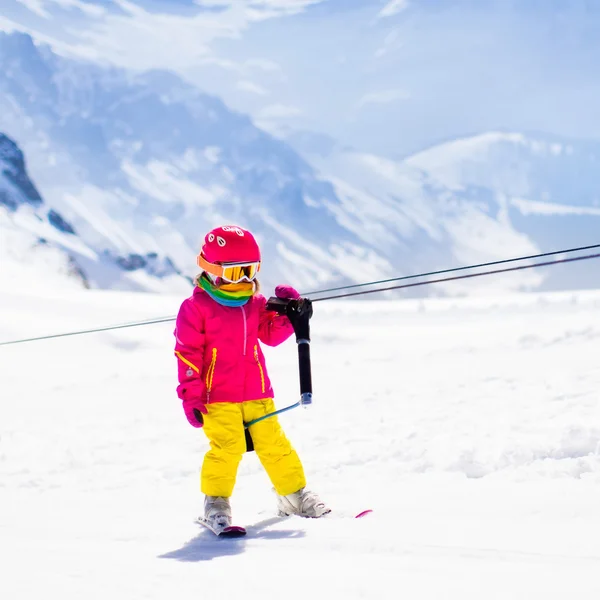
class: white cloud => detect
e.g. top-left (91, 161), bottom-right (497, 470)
top-left (10, 0), bottom-right (326, 73)
top-left (53, 0), bottom-right (106, 17)
top-left (0, 13), bottom-right (86, 55)
top-left (196, 0), bottom-right (319, 8)
top-left (233, 0), bottom-right (326, 20)
top-left (0, 15), bottom-right (21, 33)
top-left (357, 89), bottom-right (410, 108)
top-left (254, 103), bottom-right (304, 136)
top-left (236, 80), bottom-right (269, 95)
top-left (65, 1), bottom-right (246, 70)
top-left (244, 58), bottom-right (282, 72)
top-left (17, 0), bottom-right (106, 18)
top-left (195, 0), bottom-right (326, 22)
top-left (374, 29), bottom-right (402, 58)
top-left (377, 0), bottom-right (409, 19)
top-left (195, 56), bottom-right (240, 71)
top-left (16, 0), bottom-right (50, 18)
top-left (257, 103), bottom-right (303, 119)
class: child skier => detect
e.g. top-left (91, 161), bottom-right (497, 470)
top-left (174, 225), bottom-right (329, 531)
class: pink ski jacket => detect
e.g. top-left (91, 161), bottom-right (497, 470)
top-left (174, 287), bottom-right (294, 404)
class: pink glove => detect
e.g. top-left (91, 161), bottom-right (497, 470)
top-left (275, 284), bottom-right (300, 300)
top-left (183, 398), bottom-right (207, 428)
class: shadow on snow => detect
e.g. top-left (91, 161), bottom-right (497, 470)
top-left (158, 516), bottom-right (305, 562)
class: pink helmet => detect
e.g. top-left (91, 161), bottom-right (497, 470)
top-left (199, 225), bottom-right (261, 264)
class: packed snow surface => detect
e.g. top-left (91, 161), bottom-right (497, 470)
top-left (1, 283), bottom-right (599, 599)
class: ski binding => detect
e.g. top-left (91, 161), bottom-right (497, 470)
top-left (197, 517), bottom-right (247, 538)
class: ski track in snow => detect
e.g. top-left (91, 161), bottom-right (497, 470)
top-left (1, 288), bottom-right (600, 599)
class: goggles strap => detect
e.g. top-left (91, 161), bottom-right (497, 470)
top-left (197, 254), bottom-right (224, 278)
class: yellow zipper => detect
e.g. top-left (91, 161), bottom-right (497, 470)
top-left (205, 347), bottom-right (217, 396)
top-left (254, 344), bottom-right (265, 393)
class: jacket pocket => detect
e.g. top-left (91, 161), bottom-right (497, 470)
top-left (254, 344), bottom-right (265, 394)
top-left (205, 347), bottom-right (217, 399)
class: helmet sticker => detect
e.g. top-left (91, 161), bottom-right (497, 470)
top-left (222, 226), bottom-right (244, 236)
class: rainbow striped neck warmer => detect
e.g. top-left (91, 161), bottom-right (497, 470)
top-left (197, 273), bottom-right (255, 307)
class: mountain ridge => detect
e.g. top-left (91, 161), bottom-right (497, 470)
top-left (1, 31), bottom-right (597, 295)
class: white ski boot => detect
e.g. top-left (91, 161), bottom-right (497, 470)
top-left (203, 496), bottom-right (232, 531)
top-left (276, 487), bottom-right (331, 518)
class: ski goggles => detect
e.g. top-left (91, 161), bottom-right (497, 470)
top-left (197, 254), bottom-right (261, 283)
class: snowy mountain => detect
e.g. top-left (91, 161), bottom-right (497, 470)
top-left (0, 133), bottom-right (44, 211)
top-left (0, 32), bottom-right (384, 294)
top-left (297, 143), bottom-right (542, 295)
top-left (406, 132), bottom-right (600, 290)
top-left (0, 31), bottom-right (548, 297)
top-left (0, 132), bottom-right (89, 291)
top-left (0, 31), bottom-right (596, 296)
top-left (0, 131), bottom-right (188, 293)
top-left (289, 130), bottom-right (600, 293)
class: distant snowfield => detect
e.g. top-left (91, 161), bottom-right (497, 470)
top-left (1, 285), bottom-right (600, 599)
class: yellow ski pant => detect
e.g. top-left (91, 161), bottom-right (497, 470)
top-left (201, 399), bottom-right (306, 498)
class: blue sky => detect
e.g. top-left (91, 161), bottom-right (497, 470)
top-left (2, 0), bottom-right (600, 157)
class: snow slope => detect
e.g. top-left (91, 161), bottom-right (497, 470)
top-left (1, 282), bottom-right (600, 599)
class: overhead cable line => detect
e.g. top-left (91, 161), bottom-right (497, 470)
top-left (1, 244), bottom-right (599, 346)
top-left (304, 243), bottom-right (600, 296)
top-left (0, 316), bottom-right (175, 346)
top-left (311, 252), bottom-right (600, 302)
